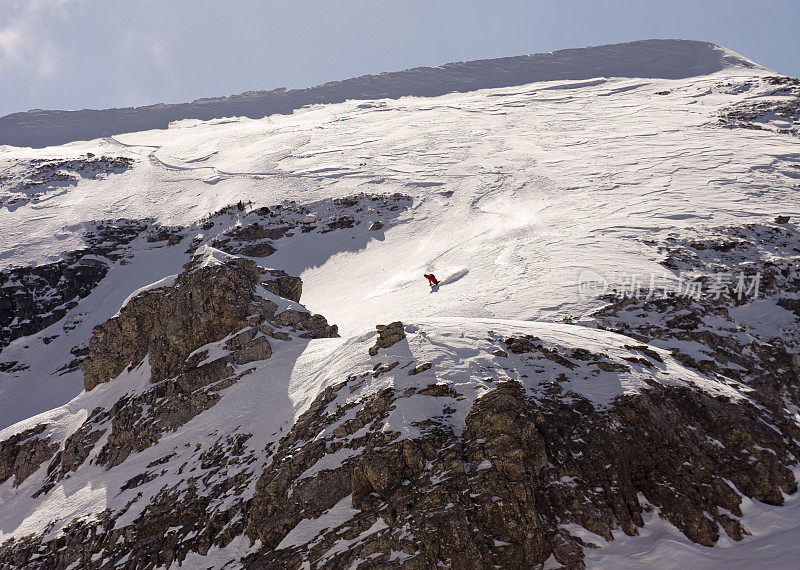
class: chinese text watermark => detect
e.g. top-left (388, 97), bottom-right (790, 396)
top-left (578, 269), bottom-right (760, 301)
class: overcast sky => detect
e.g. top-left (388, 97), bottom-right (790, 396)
top-left (0, 0), bottom-right (798, 117)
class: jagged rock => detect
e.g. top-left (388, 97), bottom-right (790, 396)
top-left (324, 214), bottom-right (355, 232)
top-left (418, 383), bottom-right (458, 397)
top-left (63, 250), bottom-right (337, 471)
top-left (0, 258), bottom-right (108, 350)
top-left (226, 328), bottom-right (272, 364)
top-left (775, 215), bottom-right (790, 224)
top-left (372, 361), bottom-right (399, 377)
top-left (408, 361), bottom-right (432, 375)
top-left (205, 193), bottom-right (411, 259)
top-left (0, 424), bottom-right (58, 487)
top-left (82, 255), bottom-right (269, 390)
top-left (146, 228), bottom-right (184, 244)
top-left (503, 334), bottom-right (541, 354)
top-left (226, 222), bottom-right (290, 242)
top-left (274, 309), bottom-right (338, 338)
top-left (236, 241), bottom-right (277, 257)
top-left (369, 221), bottom-right (383, 231)
top-left (34, 421), bottom-right (106, 496)
top-left (368, 321), bottom-right (406, 356)
top-left (0, 219), bottom-right (148, 351)
top-left (261, 269), bottom-right (302, 302)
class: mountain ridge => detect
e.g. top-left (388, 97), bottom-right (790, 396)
top-left (0, 39), bottom-right (766, 149)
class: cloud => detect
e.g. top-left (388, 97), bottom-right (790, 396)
top-left (0, 0), bottom-right (78, 78)
top-left (121, 30), bottom-right (171, 70)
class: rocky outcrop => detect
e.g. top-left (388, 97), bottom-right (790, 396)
top-left (37, 250), bottom-right (337, 476)
top-left (0, 424), bottom-right (58, 487)
top-left (368, 321), bottom-right (406, 356)
top-left (82, 252), bottom-right (336, 392)
top-left (0, 257), bottom-right (108, 351)
top-left (0, 219), bottom-right (148, 352)
top-left (207, 193), bottom-right (411, 259)
top-left (593, 222), bottom-right (800, 423)
top-left (83, 255), bottom-right (263, 390)
top-left (239, 357), bottom-right (800, 569)
top-left (261, 269), bottom-right (302, 302)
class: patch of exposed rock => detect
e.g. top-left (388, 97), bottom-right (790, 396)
top-left (0, 219), bottom-right (148, 352)
top-left (0, 155), bottom-right (134, 209)
top-left (592, 222), bottom-right (800, 411)
top-left (33, 250), bottom-right (338, 479)
top-left (719, 76), bottom-right (800, 137)
top-left (242, 366), bottom-right (799, 568)
top-left (207, 193), bottom-right (411, 258)
top-left (0, 424), bottom-right (58, 487)
top-left (82, 253), bottom-right (335, 392)
top-left (368, 321), bottom-right (406, 356)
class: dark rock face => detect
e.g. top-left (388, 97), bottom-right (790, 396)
top-left (0, 257), bottom-right (108, 351)
top-left (34, 422), bottom-right (106, 495)
top-left (209, 193), bottom-right (412, 258)
top-left (0, 219), bottom-right (148, 352)
top-left (260, 269), bottom-right (302, 302)
top-left (5, 434), bottom-right (258, 570)
top-left (596, 223), bottom-right (800, 414)
top-left (8, 354), bottom-right (796, 569)
top-left (0, 424), bottom-right (58, 487)
top-left (535, 387), bottom-right (796, 553)
top-left (368, 321), bottom-right (406, 356)
top-left (242, 368), bottom-right (798, 569)
top-left (82, 254), bottom-right (336, 391)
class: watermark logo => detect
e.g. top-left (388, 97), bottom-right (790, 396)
top-left (578, 270), bottom-right (760, 301)
top-left (577, 269), bottom-right (608, 300)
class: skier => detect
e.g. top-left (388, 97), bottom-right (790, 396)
top-left (424, 273), bottom-right (439, 287)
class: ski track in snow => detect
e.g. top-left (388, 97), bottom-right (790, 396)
top-left (1, 40), bottom-right (799, 567)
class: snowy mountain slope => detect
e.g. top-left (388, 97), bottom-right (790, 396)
top-left (1, 51), bottom-right (795, 335)
top-left (0, 39), bottom-right (799, 568)
top-left (0, 193), bottom-right (410, 428)
top-left (0, 39), bottom-right (763, 149)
